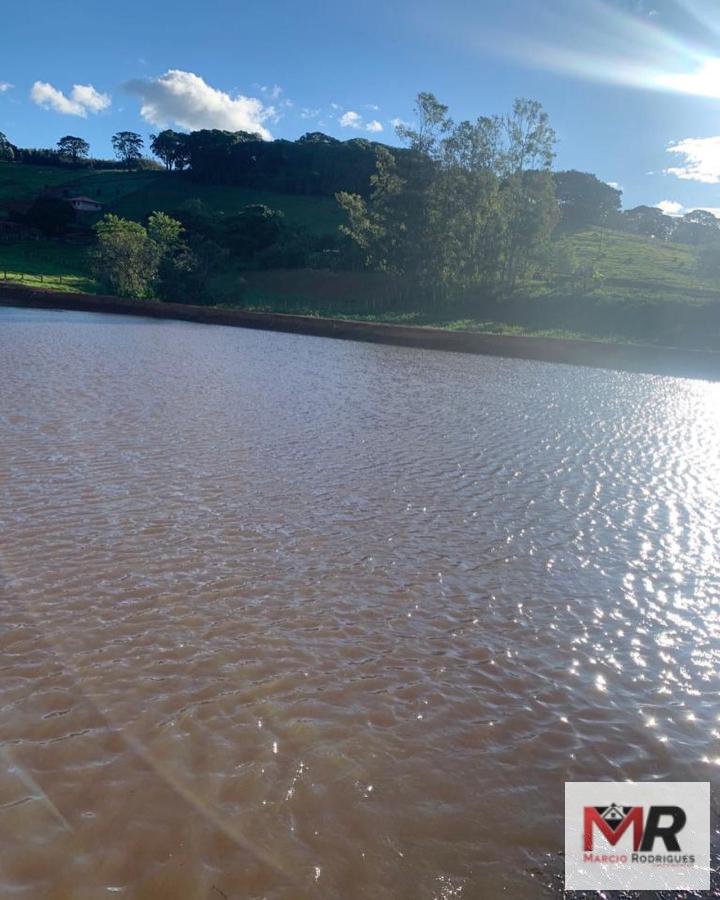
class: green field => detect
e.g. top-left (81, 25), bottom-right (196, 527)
top-left (0, 241), bottom-right (98, 292)
top-left (1, 161), bottom-right (719, 348)
top-left (0, 162), bottom-right (82, 204)
top-left (558, 228), bottom-right (717, 291)
top-left (107, 176), bottom-right (343, 235)
top-left (0, 162), bottom-right (342, 234)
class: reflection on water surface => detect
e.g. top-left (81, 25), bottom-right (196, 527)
top-left (1, 307), bottom-right (719, 898)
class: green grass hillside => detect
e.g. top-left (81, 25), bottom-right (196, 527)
top-left (0, 162), bottom-right (342, 234)
top-left (560, 228), bottom-right (715, 291)
top-left (1, 161), bottom-right (720, 347)
top-left (108, 177), bottom-right (343, 235)
top-left (0, 162), bottom-right (83, 204)
top-left (0, 240), bottom-right (98, 292)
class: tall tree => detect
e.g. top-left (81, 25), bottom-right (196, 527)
top-left (0, 131), bottom-right (15, 161)
top-left (623, 205), bottom-right (675, 240)
top-left (554, 171), bottom-right (622, 231)
top-left (338, 146), bottom-right (407, 274)
top-left (147, 210), bottom-right (184, 255)
top-left (340, 93), bottom-right (558, 300)
top-left (150, 130), bottom-right (189, 171)
top-left (396, 92), bottom-right (451, 158)
top-left (111, 131), bottom-right (144, 171)
top-left (57, 135), bottom-right (90, 165)
top-left (498, 99), bottom-right (558, 287)
top-left (92, 214), bottom-right (159, 297)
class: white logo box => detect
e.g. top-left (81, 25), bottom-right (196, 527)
top-left (565, 781), bottom-right (710, 891)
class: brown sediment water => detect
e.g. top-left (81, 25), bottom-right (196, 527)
top-left (1, 305), bottom-right (719, 898)
top-left (2, 283), bottom-right (720, 381)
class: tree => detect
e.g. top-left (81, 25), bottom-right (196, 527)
top-left (57, 135), bottom-right (90, 165)
top-left (338, 146), bottom-right (409, 275)
top-left (395, 92), bottom-right (451, 158)
top-left (26, 196), bottom-right (75, 237)
top-left (0, 131), bottom-right (15, 161)
top-left (225, 204), bottom-right (285, 255)
top-left (150, 130), bottom-right (189, 171)
top-left (623, 205), bottom-right (675, 240)
top-left (683, 209), bottom-right (719, 229)
top-left (554, 171), bottom-right (622, 231)
top-left (92, 214), bottom-right (160, 297)
top-left (147, 210), bottom-right (184, 255)
top-left (297, 132), bottom-right (340, 145)
top-left (340, 93), bottom-right (558, 300)
top-left (111, 131), bottom-right (144, 171)
top-left (674, 209), bottom-right (720, 246)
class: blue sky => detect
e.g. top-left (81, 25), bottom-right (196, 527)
top-left (4, 0), bottom-right (720, 214)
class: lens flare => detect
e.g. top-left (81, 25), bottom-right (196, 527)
top-left (476, 0), bottom-right (720, 99)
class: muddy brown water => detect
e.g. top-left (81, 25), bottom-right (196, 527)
top-left (1, 306), bottom-right (719, 899)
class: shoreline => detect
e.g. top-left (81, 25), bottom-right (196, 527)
top-left (2, 282), bottom-right (719, 381)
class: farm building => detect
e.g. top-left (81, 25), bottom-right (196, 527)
top-left (68, 196), bottom-right (102, 212)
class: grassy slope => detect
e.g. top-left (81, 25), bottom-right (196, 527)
top-left (1, 161), bottom-right (719, 345)
top-left (0, 241), bottom-right (98, 292)
top-left (0, 163), bottom-right (80, 204)
top-left (559, 228), bottom-right (713, 291)
top-left (107, 175), bottom-right (343, 234)
top-left (0, 162), bottom-right (343, 233)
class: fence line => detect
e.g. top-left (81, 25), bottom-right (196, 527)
top-left (1, 271), bottom-right (65, 285)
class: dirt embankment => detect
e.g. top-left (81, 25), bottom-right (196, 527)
top-left (1, 282), bottom-right (719, 381)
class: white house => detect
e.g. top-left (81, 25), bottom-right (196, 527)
top-left (68, 196), bottom-right (103, 212)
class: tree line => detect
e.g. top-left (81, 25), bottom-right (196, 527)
top-left (5, 90), bottom-right (720, 311)
top-left (3, 122), bottom-right (719, 251)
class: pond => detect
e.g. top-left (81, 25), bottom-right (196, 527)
top-left (1, 306), bottom-right (719, 898)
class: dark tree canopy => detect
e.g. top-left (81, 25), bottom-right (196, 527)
top-left (150, 130), bottom-right (189, 171)
top-left (554, 170), bottom-right (622, 230)
top-left (297, 132), bottom-right (340, 145)
top-left (672, 209), bottom-right (720, 245)
top-left (0, 131), bottom-right (16, 161)
top-left (112, 131), bottom-right (144, 170)
top-left (623, 205), bottom-right (675, 240)
top-left (224, 204), bottom-right (286, 256)
top-left (683, 209), bottom-right (719, 228)
top-left (57, 135), bottom-right (90, 164)
top-left (25, 196), bottom-right (76, 237)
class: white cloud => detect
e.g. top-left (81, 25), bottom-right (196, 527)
top-left (71, 84), bottom-right (111, 113)
top-left (30, 81), bottom-right (110, 117)
top-left (300, 107), bottom-right (320, 120)
top-left (364, 103), bottom-right (380, 111)
top-left (125, 70), bottom-right (274, 138)
top-left (390, 117), bottom-right (409, 129)
top-left (656, 200), bottom-right (720, 219)
top-left (665, 136), bottom-right (720, 183)
top-left (258, 83), bottom-right (283, 101)
top-left (606, 181), bottom-right (622, 191)
top-left (657, 200), bottom-right (684, 216)
top-left (339, 110), bottom-right (362, 128)
top-left (339, 110), bottom-right (383, 133)
top-left (0, 82), bottom-right (13, 93)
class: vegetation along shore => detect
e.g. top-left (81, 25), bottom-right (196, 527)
top-left (3, 93), bottom-right (720, 357)
top-left (3, 282), bottom-right (719, 381)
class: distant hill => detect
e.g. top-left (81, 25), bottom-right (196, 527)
top-left (0, 163), bottom-right (342, 235)
top-left (1, 159), bottom-right (720, 349)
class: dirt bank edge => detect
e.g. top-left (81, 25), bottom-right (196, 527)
top-left (2, 282), bottom-right (719, 381)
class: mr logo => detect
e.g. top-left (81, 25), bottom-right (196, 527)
top-left (565, 782), bottom-right (709, 890)
top-left (584, 802), bottom-right (686, 852)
